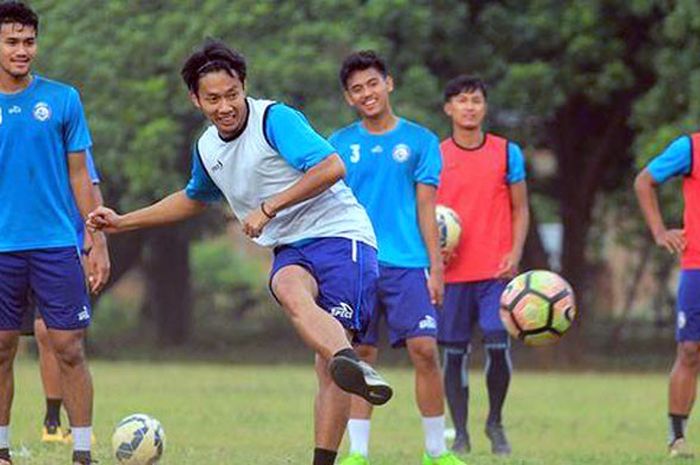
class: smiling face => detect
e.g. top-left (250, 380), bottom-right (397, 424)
top-left (191, 69), bottom-right (247, 139)
top-left (0, 22), bottom-right (36, 81)
top-left (444, 89), bottom-right (487, 131)
top-left (343, 67), bottom-right (393, 119)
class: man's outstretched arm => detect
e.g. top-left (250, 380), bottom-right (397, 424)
top-left (88, 190), bottom-right (207, 234)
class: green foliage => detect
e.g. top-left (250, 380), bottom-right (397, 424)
top-left (189, 238), bottom-right (281, 350)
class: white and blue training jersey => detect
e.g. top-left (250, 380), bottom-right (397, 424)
top-left (185, 97), bottom-right (376, 248)
top-left (330, 119), bottom-right (442, 268)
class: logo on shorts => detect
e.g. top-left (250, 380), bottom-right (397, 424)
top-left (678, 311), bottom-right (687, 330)
top-left (330, 302), bottom-right (354, 320)
top-left (419, 315), bottom-right (437, 330)
top-left (392, 144), bottom-right (411, 163)
top-left (77, 306), bottom-right (90, 322)
top-left (33, 102), bottom-right (51, 122)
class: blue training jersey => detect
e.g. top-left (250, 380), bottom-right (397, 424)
top-left (0, 75), bottom-right (92, 252)
top-left (330, 118), bottom-right (442, 267)
top-left (647, 135), bottom-right (693, 183)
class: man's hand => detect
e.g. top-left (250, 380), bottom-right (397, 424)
top-left (496, 250), bottom-right (521, 279)
top-left (654, 228), bottom-right (687, 254)
top-left (427, 265), bottom-right (444, 307)
top-left (87, 206), bottom-right (124, 234)
top-left (241, 206), bottom-right (272, 239)
top-left (87, 233), bottom-right (110, 294)
top-left (441, 248), bottom-right (456, 267)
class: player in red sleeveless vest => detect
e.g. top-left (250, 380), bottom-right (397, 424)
top-left (436, 76), bottom-right (530, 455)
top-left (635, 133), bottom-right (700, 458)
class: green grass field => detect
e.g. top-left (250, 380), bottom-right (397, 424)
top-left (9, 357), bottom-right (684, 464)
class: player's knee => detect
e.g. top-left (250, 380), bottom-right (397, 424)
top-left (408, 340), bottom-right (439, 370)
top-left (53, 339), bottom-right (86, 368)
top-left (678, 343), bottom-right (700, 370)
top-left (273, 282), bottom-right (309, 319)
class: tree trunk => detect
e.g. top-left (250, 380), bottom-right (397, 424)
top-left (142, 226), bottom-right (193, 346)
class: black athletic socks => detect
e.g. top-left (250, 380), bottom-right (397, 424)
top-left (313, 448), bottom-right (337, 465)
top-left (443, 348), bottom-right (469, 437)
top-left (669, 413), bottom-right (689, 442)
top-left (333, 348), bottom-right (360, 362)
top-left (45, 398), bottom-right (62, 426)
top-left (485, 347), bottom-right (511, 426)
top-left (0, 448), bottom-right (9, 462)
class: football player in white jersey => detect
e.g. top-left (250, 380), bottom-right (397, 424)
top-left (88, 40), bottom-right (392, 465)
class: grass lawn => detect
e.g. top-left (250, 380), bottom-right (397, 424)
top-left (9, 358), bottom-right (681, 464)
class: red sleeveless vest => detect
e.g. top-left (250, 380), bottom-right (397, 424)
top-left (437, 134), bottom-right (512, 282)
top-left (683, 135), bottom-right (700, 269)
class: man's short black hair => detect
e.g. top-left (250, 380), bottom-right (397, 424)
top-left (0, 1), bottom-right (38, 34)
top-left (181, 39), bottom-right (247, 94)
top-left (339, 50), bottom-right (388, 89)
top-left (444, 75), bottom-right (488, 102)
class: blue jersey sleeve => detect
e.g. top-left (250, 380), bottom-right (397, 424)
top-left (264, 104), bottom-right (336, 171)
top-left (64, 87), bottom-right (93, 153)
top-left (647, 136), bottom-right (692, 183)
top-left (414, 132), bottom-right (442, 186)
top-left (507, 142), bottom-right (527, 184)
top-left (185, 146), bottom-right (224, 202)
top-left (85, 147), bottom-right (100, 184)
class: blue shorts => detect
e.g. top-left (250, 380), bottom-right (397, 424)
top-left (438, 279), bottom-right (509, 348)
top-left (677, 270), bottom-right (700, 342)
top-left (0, 247), bottom-right (91, 331)
top-left (356, 266), bottom-right (438, 348)
top-left (270, 238), bottom-right (378, 334)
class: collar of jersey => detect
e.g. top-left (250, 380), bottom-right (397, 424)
top-left (357, 117), bottom-right (404, 137)
top-left (0, 73), bottom-right (39, 100)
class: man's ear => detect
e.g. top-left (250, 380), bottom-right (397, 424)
top-left (386, 75), bottom-right (394, 93)
top-left (190, 92), bottom-right (201, 109)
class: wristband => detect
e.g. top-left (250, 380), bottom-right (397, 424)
top-left (260, 201), bottom-right (276, 219)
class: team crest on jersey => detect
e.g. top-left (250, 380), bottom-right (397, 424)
top-left (33, 102), bottom-right (51, 122)
top-left (392, 144), bottom-right (411, 163)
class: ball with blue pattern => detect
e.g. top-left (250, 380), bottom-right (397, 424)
top-left (112, 413), bottom-right (166, 465)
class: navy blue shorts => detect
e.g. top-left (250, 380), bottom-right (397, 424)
top-left (438, 279), bottom-right (509, 348)
top-left (677, 270), bottom-right (700, 342)
top-left (270, 238), bottom-right (378, 334)
top-left (356, 266), bottom-right (438, 348)
top-left (0, 247), bottom-right (91, 331)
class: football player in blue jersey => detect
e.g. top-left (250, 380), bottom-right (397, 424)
top-left (330, 51), bottom-right (464, 465)
top-left (0, 3), bottom-right (109, 465)
top-left (88, 39), bottom-right (392, 465)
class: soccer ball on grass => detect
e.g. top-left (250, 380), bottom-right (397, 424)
top-left (112, 413), bottom-right (166, 465)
